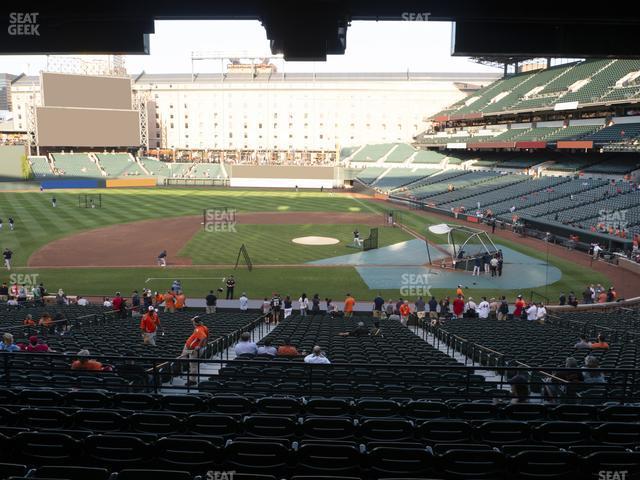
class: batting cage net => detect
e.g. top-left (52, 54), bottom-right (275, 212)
top-left (363, 228), bottom-right (379, 251)
top-left (384, 210), bottom-right (401, 227)
top-left (78, 194), bottom-right (102, 208)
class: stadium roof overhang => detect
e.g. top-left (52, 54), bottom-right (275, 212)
top-left (3, 1), bottom-right (640, 60)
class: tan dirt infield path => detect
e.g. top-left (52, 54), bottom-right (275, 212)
top-left (28, 212), bottom-right (382, 268)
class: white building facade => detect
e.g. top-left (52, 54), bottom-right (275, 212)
top-left (11, 71), bottom-right (499, 151)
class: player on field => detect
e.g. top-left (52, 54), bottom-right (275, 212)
top-left (3, 248), bottom-right (12, 270)
top-left (353, 229), bottom-right (363, 247)
top-left (51, 197), bottom-right (56, 208)
top-left (157, 250), bottom-right (167, 267)
top-left (8, 218), bottom-right (14, 231)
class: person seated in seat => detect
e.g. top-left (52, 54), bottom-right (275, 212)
top-left (574, 335), bottom-right (591, 349)
top-left (590, 333), bottom-right (609, 349)
top-left (508, 373), bottom-right (529, 403)
top-left (370, 321), bottom-right (384, 337)
top-left (257, 338), bottom-right (277, 356)
top-left (542, 357), bottom-right (583, 402)
top-left (582, 355), bottom-right (606, 383)
top-left (24, 335), bottom-right (52, 353)
top-left (38, 313), bottom-right (54, 333)
top-left (234, 332), bottom-right (257, 356)
top-left (304, 346), bottom-right (330, 364)
top-left (71, 349), bottom-right (103, 371)
top-left (23, 314), bottom-right (35, 327)
top-left (338, 321), bottom-right (370, 337)
top-left (0, 333), bottom-right (20, 352)
top-left (277, 337), bottom-right (300, 357)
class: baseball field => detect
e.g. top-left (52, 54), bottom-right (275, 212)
top-left (0, 187), bottom-right (616, 302)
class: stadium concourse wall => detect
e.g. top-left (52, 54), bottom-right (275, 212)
top-left (227, 165), bottom-right (340, 188)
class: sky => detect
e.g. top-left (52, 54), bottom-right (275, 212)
top-left (0, 20), bottom-right (499, 76)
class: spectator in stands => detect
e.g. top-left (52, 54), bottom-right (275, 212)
top-left (582, 286), bottom-right (593, 304)
top-left (23, 314), bottom-right (35, 327)
top-left (399, 300), bottom-right (411, 326)
top-left (384, 299), bottom-right (394, 318)
top-left (513, 295), bottom-right (525, 318)
top-left (116, 351), bottom-right (149, 391)
top-left (234, 332), bottom-right (257, 356)
top-left (131, 290), bottom-right (141, 316)
top-left (103, 297), bottom-right (112, 308)
top-left (77, 296), bottom-right (89, 306)
top-left (575, 335), bottom-right (591, 349)
top-left (311, 294), bottom-right (321, 314)
top-left (175, 291), bottom-right (186, 311)
top-left (0, 282), bottom-right (8, 301)
top-left (412, 296), bottom-right (425, 322)
top-left (543, 357), bottom-right (582, 402)
top-left (304, 346), bottom-right (330, 364)
top-left (606, 287), bottom-right (617, 302)
top-left (497, 296), bottom-right (509, 321)
top-left (183, 317), bottom-right (209, 386)
top-left (370, 321), bottom-right (383, 337)
top-left (112, 292), bottom-right (124, 316)
top-left (488, 298), bottom-right (498, 320)
top-left (205, 290), bottom-right (217, 314)
top-left (559, 293), bottom-right (566, 306)
top-left (439, 297), bottom-right (450, 317)
top-left (55, 289), bottom-right (67, 306)
top-left (277, 337), bottom-right (300, 357)
top-left (24, 335), bottom-right (52, 353)
top-left (590, 334), bottom-right (609, 349)
top-left (140, 306), bottom-right (162, 346)
top-left (453, 295), bottom-right (465, 319)
top-left (583, 355), bottom-right (606, 383)
top-left (477, 297), bottom-right (490, 319)
top-left (338, 321), bottom-right (370, 337)
top-left (299, 293), bottom-right (309, 317)
top-left (164, 290), bottom-right (177, 313)
top-left (426, 296), bottom-right (437, 322)
top-left (257, 338), bottom-right (277, 356)
top-left (526, 302), bottom-right (538, 321)
top-left (71, 350), bottom-right (103, 371)
top-left (344, 293), bottom-right (356, 319)
top-left (239, 292), bottom-right (249, 312)
top-left (0, 333), bottom-right (20, 352)
top-left (282, 295), bottom-right (293, 319)
top-left (464, 297), bottom-right (477, 318)
top-left (373, 292), bottom-right (384, 319)
top-left (261, 297), bottom-right (270, 316)
top-left (508, 373), bottom-right (530, 403)
top-left (536, 303), bottom-right (547, 323)
top-left (270, 293), bottom-right (282, 324)
top-left (456, 285), bottom-right (464, 298)
top-left (567, 291), bottom-right (578, 307)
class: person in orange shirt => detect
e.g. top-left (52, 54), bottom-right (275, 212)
top-left (71, 349), bottom-right (103, 371)
top-left (154, 291), bottom-right (164, 307)
top-left (513, 295), bottom-right (526, 318)
top-left (38, 313), bottom-right (53, 333)
top-left (343, 293), bottom-right (356, 319)
top-left (590, 334), bottom-right (609, 349)
top-left (164, 290), bottom-right (176, 313)
top-left (277, 337), bottom-right (300, 357)
top-left (399, 300), bottom-right (411, 326)
top-left (597, 291), bottom-right (607, 304)
top-left (175, 291), bottom-right (186, 311)
top-left (140, 306), bottom-right (162, 345)
top-left (182, 316), bottom-right (209, 386)
top-left (23, 314), bottom-right (35, 327)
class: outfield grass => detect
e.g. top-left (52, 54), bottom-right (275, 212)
top-left (0, 187), bottom-right (616, 302)
top-left (181, 224), bottom-right (412, 264)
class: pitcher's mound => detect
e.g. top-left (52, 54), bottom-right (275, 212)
top-left (292, 236), bottom-right (340, 246)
